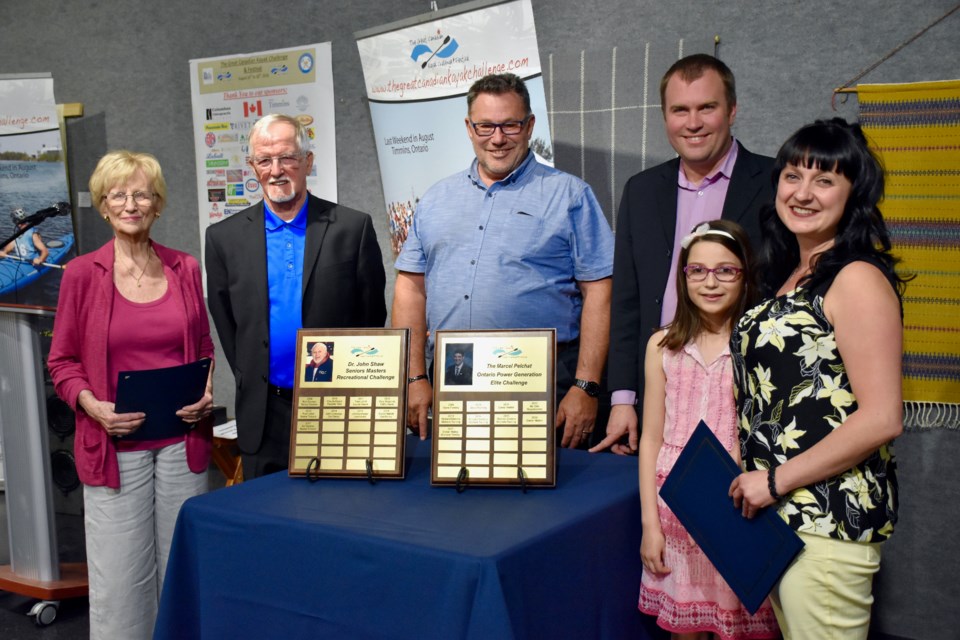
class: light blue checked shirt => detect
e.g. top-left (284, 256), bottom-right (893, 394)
top-left (396, 151), bottom-right (613, 360)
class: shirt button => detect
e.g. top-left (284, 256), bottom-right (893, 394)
top-left (287, 263), bottom-right (293, 270)
top-left (286, 242), bottom-right (292, 248)
top-left (464, 295), bottom-right (469, 300)
top-left (666, 249), bottom-right (672, 257)
top-left (478, 225), bottom-right (484, 230)
top-left (470, 260), bottom-right (476, 265)
top-left (655, 297), bottom-right (661, 305)
top-left (698, 190), bottom-right (704, 196)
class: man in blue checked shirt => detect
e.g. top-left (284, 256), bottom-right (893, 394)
top-left (393, 73), bottom-right (614, 449)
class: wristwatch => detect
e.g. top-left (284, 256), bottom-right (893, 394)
top-left (573, 378), bottom-right (601, 398)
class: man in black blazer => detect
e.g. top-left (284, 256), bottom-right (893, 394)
top-left (593, 55), bottom-right (774, 454)
top-left (206, 114), bottom-right (386, 478)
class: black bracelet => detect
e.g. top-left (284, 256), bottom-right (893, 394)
top-left (767, 467), bottom-right (782, 501)
top-left (407, 374), bottom-right (428, 384)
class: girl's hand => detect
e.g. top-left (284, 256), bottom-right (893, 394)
top-left (640, 527), bottom-right (671, 576)
top-left (728, 470), bottom-right (777, 518)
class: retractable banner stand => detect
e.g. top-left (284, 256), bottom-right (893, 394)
top-left (0, 74), bottom-right (75, 310)
top-left (356, 0), bottom-right (552, 256)
top-left (189, 43), bottom-right (337, 260)
top-left (0, 75), bottom-right (86, 616)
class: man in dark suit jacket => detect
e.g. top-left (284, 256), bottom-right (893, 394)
top-left (206, 114), bottom-right (386, 478)
top-left (592, 55), bottom-right (774, 454)
top-left (444, 350), bottom-right (472, 385)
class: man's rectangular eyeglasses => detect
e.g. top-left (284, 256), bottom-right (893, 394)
top-left (105, 191), bottom-right (154, 206)
top-left (469, 116), bottom-right (531, 137)
top-left (683, 265), bottom-right (743, 282)
top-left (248, 154), bottom-right (304, 170)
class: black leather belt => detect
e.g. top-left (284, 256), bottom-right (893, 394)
top-left (268, 383), bottom-right (293, 401)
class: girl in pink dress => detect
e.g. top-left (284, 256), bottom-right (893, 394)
top-left (637, 220), bottom-right (779, 640)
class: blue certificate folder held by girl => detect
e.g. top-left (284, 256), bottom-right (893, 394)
top-left (659, 420), bottom-right (804, 614)
top-left (114, 358), bottom-right (211, 441)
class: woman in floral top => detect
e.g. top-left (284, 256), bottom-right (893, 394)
top-left (728, 118), bottom-right (908, 639)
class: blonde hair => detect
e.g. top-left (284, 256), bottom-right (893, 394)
top-left (89, 151), bottom-right (167, 215)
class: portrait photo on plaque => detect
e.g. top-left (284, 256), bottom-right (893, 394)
top-left (303, 340), bottom-right (334, 383)
top-left (432, 329), bottom-right (556, 488)
top-left (290, 329), bottom-right (409, 479)
top-left (443, 343), bottom-right (473, 386)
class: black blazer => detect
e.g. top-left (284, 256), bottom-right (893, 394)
top-left (444, 364), bottom-right (472, 385)
top-left (607, 143), bottom-right (774, 405)
top-left (205, 194), bottom-right (387, 454)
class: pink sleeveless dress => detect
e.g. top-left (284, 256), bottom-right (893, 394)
top-left (638, 340), bottom-right (779, 639)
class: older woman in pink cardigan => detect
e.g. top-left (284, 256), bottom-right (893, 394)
top-left (48, 151), bottom-right (213, 640)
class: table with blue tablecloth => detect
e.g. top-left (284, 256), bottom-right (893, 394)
top-left (155, 436), bottom-right (660, 639)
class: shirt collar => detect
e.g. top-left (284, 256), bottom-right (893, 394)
top-left (468, 148), bottom-right (536, 189)
top-left (263, 199), bottom-right (308, 231)
top-left (677, 138), bottom-right (739, 190)
top-left (682, 340), bottom-right (731, 367)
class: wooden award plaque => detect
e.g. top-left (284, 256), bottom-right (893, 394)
top-left (288, 328), bottom-right (409, 479)
top-left (431, 329), bottom-right (556, 488)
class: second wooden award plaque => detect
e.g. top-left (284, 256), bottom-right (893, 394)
top-left (431, 329), bottom-right (556, 488)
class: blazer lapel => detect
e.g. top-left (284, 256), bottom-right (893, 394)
top-left (245, 204), bottom-right (269, 318)
top-left (657, 158), bottom-right (681, 249)
top-left (721, 145), bottom-right (766, 224)
top-left (302, 195), bottom-right (332, 297)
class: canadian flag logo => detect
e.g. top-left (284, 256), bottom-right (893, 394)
top-left (243, 100), bottom-right (263, 118)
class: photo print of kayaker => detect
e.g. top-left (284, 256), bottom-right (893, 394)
top-left (0, 128), bottom-right (77, 308)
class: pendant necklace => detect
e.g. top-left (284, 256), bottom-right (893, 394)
top-left (117, 246), bottom-right (151, 288)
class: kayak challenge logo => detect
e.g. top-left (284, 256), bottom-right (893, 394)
top-left (492, 345), bottom-right (523, 359)
top-left (409, 31), bottom-right (460, 69)
top-left (350, 345), bottom-right (381, 358)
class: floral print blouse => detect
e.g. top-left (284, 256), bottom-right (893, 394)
top-left (731, 275), bottom-right (898, 543)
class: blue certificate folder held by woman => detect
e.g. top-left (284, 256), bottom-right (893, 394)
top-left (659, 420), bottom-right (804, 614)
top-left (114, 358), bottom-right (211, 441)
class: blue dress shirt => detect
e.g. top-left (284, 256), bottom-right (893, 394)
top-left (265, 200), bottom-right (307, 388)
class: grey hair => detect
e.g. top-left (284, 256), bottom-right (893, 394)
top-left (249, 114), bottom-right (311, 155)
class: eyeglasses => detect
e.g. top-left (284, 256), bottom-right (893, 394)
top-left (683, 264), bottom-right (743, 282)
top-left (248, 154), bottom-right (304, 170)
top-left (469, 116), bottom-right (531, 137)
top-left (105, 191), bottom-right (154, 206)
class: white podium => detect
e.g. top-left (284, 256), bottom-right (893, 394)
top-left (0, 304), bottom-right (87, 625)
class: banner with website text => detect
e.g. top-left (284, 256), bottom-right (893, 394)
top-left (356, 0), bottom-right (551, 256)
top-left (0, 74), bottom-right (75, 310)
top-left (189, 43), bottom-right (336, 257)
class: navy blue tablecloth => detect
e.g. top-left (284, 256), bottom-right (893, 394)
top-left (155, 436), bottom-right (657, 639)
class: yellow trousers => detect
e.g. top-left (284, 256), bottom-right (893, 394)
top-left (771, 532), bottom-right (882, 640)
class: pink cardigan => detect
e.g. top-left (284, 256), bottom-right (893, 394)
top-left (48, 239), bottom-right (214, 488)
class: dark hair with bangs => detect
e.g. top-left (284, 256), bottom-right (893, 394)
top-left (661, 219), bottom-right (756, 351)
top-left (758, 117), bottom-right (908, 298)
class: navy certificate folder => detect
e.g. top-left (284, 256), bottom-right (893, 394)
top-left (115, 358), bottom-right (211, 441)
top-left (659, 420), bottom-right (804, 614)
